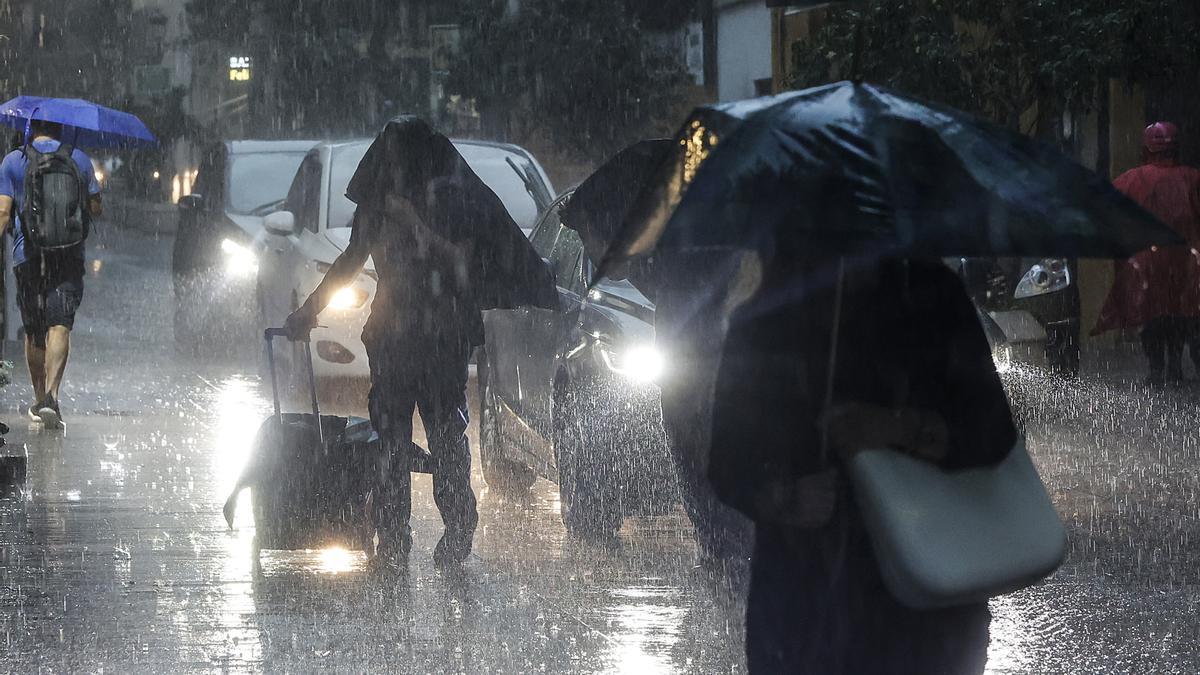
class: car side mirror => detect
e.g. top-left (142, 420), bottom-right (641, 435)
top-left (178, 193), bottom-right (203, 211)
top-left (263, 210), bottom-right (296, 236)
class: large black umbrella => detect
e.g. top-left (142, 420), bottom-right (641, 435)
top-left (560, 139), bottom-right (672, 293)
top-left (561, 138), bottom-right (673, 251)
top-left (597, 81), bottom-right (1181, 279)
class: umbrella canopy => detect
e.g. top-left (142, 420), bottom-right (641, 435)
top-left (0, 96), bottom-right (157, 148)
top-left (597, 81), bottom-right (1182, 278)
top-left (560, 138), bottom-right (672, 289)
top-left (347, 116), bottom-right (557, 312)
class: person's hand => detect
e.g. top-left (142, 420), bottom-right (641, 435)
top-left (283, 304), bottom-right (318, 341)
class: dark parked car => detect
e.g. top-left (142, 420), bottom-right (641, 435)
top-left (479, 191), bottom-right (676, 537)
top-left (172, 140), bottom-right (317, 353)
top-left (954, 257), bottom-right (1081, 376)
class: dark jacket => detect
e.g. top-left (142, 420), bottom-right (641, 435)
top-left (708, 256), bottom-right (1016, 521)
top-left (346, 116), bottom-right (557, 339)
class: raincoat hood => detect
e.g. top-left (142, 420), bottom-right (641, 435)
top-left (346, 116), bottom-right (557, 312)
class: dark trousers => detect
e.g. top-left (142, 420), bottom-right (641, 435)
top-left (747, 516), bottom-right (990, 674)
top-left (1141, 316), bottom-right (1185, 381)
top-left (367, 341), bottom-right (478, 546)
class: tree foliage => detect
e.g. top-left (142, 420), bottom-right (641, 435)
top-left (791, 0), bottom-right (1200, 141)
top-left (186, 0), bottom-right (428, 135)
top-left (447, 0), bottom-right (694, 162)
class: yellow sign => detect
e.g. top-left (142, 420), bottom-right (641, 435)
top-left (228, 56), bottom-right (251, 82)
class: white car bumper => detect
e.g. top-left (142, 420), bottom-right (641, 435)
top-left (308, 310), bottom-right (372, 379)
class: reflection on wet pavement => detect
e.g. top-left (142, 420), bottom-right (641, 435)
top-left (2, 228), bottom-right (1200, 672)
top-left (0, 228), bottom-right (744, 672)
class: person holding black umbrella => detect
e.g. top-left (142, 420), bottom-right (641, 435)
top-left (593, 81), bottom-right (1178, 673)
top-left (284, 116), bottom-right (555, 568)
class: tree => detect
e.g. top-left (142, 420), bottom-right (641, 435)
top-left (789, 0), bottom-right (1200, 146)
top-left (0, 0), bottom-right (134, 103)
top-left (447, 0), bottom-right (695, 164)
top-left (186, 0), bottom-right (428, 136)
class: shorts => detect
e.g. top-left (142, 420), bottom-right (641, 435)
top-left (15, 253), bottom-right (85, 345)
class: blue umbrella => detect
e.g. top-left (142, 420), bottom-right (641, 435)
top-left (0, 96), bottom-right (157, 149)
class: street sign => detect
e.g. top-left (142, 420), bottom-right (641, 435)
top-left (229, 56), bottom-right (252, 82)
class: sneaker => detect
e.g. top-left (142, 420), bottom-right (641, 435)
top-left (38, 396), bottom-right (62, 430)
top-left (27, 403), bottom-right (42, 423)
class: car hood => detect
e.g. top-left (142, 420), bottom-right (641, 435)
top-left (324, 228), bottom-right (376, 271)
top-left (325, 228), bottom-right (351, 250)
top-left (585, 301), bottom-right (655, 347)
top-left (227, 213), bottom-right (265, 238)
top-left (590, 281), bottom-right (654, 324)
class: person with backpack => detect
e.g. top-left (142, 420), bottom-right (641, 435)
top-left (0, 119), bottom-right (102, 429)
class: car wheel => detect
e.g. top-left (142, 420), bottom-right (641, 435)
top-left (552, 377), bottom-right (623, 539)
top-left (1046, 324), bottom-right (1081, 379)
top-left (477, 351), bottom-right (536, 494)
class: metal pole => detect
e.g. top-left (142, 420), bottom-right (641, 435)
top-left (303, 340), bottom-right (324, 448)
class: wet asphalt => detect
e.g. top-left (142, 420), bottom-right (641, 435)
top-left (0, 221), bottom-right (1198, 673)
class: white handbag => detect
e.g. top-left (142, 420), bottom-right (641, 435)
top-left (849, 436), bottom-right (1066, 610)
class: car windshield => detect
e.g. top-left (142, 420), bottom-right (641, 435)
top-left (326, 142), bottom-right (548, 230)
top-left (224, 152), bottom-right (309, 215)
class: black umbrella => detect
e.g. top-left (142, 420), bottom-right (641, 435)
top-left (597, 81), bottom-right (1182, 280)
top-left (560, 139), bottom-right (673, 292)
top-left (347, 116), bottom-right (557, 312)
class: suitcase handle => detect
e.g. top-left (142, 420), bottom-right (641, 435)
top-left (264, 328), bottom-right (324, 447)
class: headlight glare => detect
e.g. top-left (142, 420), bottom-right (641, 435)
top-left (327, 286), bottom-right (369, 310)
top-left (599, 342), bottom-right (666, 383)
top-left (220, 238), bottom-right (258, 278)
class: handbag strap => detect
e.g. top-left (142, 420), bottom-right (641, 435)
top-left (819, 257), bottom-right (846, 466)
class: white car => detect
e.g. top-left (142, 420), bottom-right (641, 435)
top-left (254, 138), bottom-right (555, 381)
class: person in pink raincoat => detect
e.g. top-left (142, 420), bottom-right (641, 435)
top-left (1093, 122), bottom-right (1200, 385)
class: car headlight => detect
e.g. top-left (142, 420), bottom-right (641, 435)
top-left (220, 238), bottom-right (258, 278)
top-left (327, 286), bottom-right (369, 310)
top-left (599, 342), bottom-right (666, 383)
top-left (1014, 258), bottom-right (1070, 299)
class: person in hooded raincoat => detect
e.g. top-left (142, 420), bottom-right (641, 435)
top-left (284, 116), bottom-right (555, 567)
top-left (708, 244), bottom-right (1013, 671)
top-left (1092, 122), bottom-right (1200, 384)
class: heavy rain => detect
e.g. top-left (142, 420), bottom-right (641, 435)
top-left (0, 1), bottom-right (1199, 673)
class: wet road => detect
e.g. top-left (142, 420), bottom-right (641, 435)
top-left (0, 223), bottom-right (1198, 673)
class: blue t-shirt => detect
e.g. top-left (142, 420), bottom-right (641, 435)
top-left (0, 139), bottom-right (101, 265)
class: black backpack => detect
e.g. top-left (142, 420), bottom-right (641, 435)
top-left (21, 142), bottom-right (89, 251)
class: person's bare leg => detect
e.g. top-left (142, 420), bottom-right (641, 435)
top-left (25, 334), bottom-right (47, 406)
top-left (44, 326), bottom-right (70, 402)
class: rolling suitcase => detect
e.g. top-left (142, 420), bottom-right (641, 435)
top-left (223, 328), bottom-right (432, 553)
